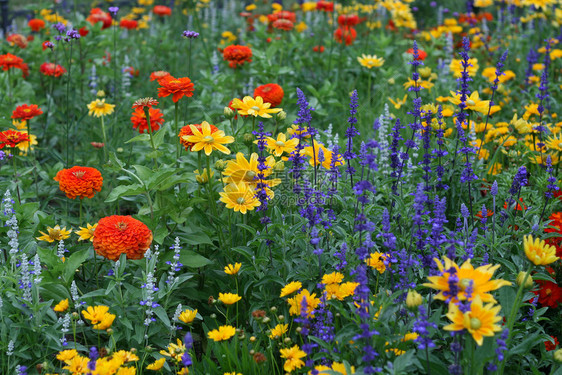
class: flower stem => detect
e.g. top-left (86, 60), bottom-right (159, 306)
top-left (175, 102), bottom-right (180, 164)
top-left (100, 116), bottom-right (108, 163)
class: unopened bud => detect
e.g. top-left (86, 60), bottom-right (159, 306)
top-left (224, 106), bottom-right (234, 118)
top-left (277, 110), bottom-right (286, 120)
top-left (406, 289), bottom-right (423, 310)
top-left (516, 271), bottom-right (533, 288)
top-left (283, 337), bottom-right (291, 344)
top-left (273, 161), bottom-right (285, 172)
top-left (262, 316), bottom-right (271, 324)
top-left (243, 133), bottom-right (254, 144)
top-left (106, 328), bottom-right (114, 335)
top-left (210, 313), bottom-right (217, 319)
top-left (250, 336), bottom-right (256, 342)
top-left (554, 349), bottom-right (562, 362)
top-left (215, 159), bottom-right (227, 171)
top-left (249, 349), bottom-right (255, 355)
top-left (296, 327), bottom-right (302, 333)
top-left (270, 306), bottom-right (277, 313)
top-left (278, 315), bottom-right (285, 322)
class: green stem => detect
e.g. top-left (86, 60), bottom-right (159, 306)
top-left (12, 155), bottom-right (21, 204)
top-left (175, 102), bottom-right (180, 163)
top-left (100, 116), bottom-right (108, 163)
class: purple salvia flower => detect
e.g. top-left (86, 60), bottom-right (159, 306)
top-left (344, 90), bottom-right (359, 186)
top-left (108, 6), bottom-right (119, 16)
top-left (182, 30), bottom-right (200, 38)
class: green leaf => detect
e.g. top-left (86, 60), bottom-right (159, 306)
top-left (153, 306), bottom-right (171, 328)
top-left (153, 224), bottom-right (169, 245)
top-left (108, 151), bottom-right (124, 169)
top-left (146, 170), bottom-right (177, 190)
top-left (105, 183), bottom-right (145, 202)
top-left (133, 165), bottom-right (154, 181)
top-left (125, 133), bottom-right (151, 144)
top-left (152, 127), bottom-right (167, 149)
top-left (179, 250), bottom-right (212, 268)
top-left (181, 232), bottom-right (212, 246)
top-left (63, 249), bottom-right (90, 283)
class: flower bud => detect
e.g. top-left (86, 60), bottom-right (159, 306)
top-left (224, 106), bottom-right (234, 118)
top-left (283, 337), bottom-right (291, 344)
top-left (273, 161), bottom-right (285, 172)
top-left (278, 315), bottom-right (285, 322)
top-left (215, 159), bottom-right (227, 171)
top-left (72, 312), bottom-right (79, 319)
top-left (250, 336), bottom-right (256, 342)
top-left (106, 328), bottom-right (114, 335)
top-left (243, 133), bottom-right (254, 144)
top-left (296, 327), bottom-right (302, 333)
top-left (277, 110), bottom-right (286, 120)
top-left (554, 349), bottom-right (562, 362)
top-left (270, 306), bottom-right (277, 313)
top-left (249, 349), bottom-right (255, 355)
top-left (210, 313), bottom-right (217, 319)
top-left (116, 147), bottom-right (124, 153)
top-left (262, 316), bottom-right (271, 324)
top-left (406, 290), bottom-right (422, 310)
top-left (96, 90), bottom-right (106, 97)
top-left (516, 271), bottom-right (533, 288)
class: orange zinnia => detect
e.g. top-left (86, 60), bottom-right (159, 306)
top-left (150, 71), bottom-right (170, 81)
top-left (178, 123), bottom-right (219, 150)
top-left (272, 19), bottom-right (294, 31)
top-left (7, 34), bottom-right (28, 49)
top-left (93, 215), bottom-right (153, 261)
top-left (223, 45), bottom-right (253, 69)
top-left (254, 83), bottom-right (284, 107)
top-left (28, 19), bottom-right (46, 32)
top-left (131, 107), bottom-right (164, 133)
top-left (334, 26), bottom-right (357, 45)
top-left (0, 53), bottom-right (29, 77)
top-left (12, 104), bottom-right (43, 121)
top-left (120, 19), bottom-right (138, 30)
top-left (0, 130), bottom-right (29, 149)
top-left (40, 62), bottom-right (66, 77)
top-left (157, 75), bottom-right (195, 103)
top-left (54, 166), bottom-right (103, 200)
top-left (153, 5), bottom-right (172, 16)
top-left (86, 8), bottom-right (113, 30)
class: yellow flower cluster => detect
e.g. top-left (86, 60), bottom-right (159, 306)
top-left (57, 348), bottom-right (138, 374)
top-left (322, 272), bottom-right (359, 301)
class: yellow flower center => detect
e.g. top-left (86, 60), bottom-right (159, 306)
top-left (250, 106), bottom-right (260, 111)
top-left (116, 222), bottom-right (128, 231)
top-left (51, 229), bottom-right (60, 238)
top-left (23, 109), bottom-right (31, 113)
top-left (203, 136), bottom-right (214, 143)
top-left (236, 197), bottom-right (246, 204)
top-left (469, 317), bottom-right (481, 330)
top-left (275, 141), bottom-right (285, 147)
top-left (96, 102), bottom-right (106, 108)
top-left (466, 99), bottom-right (476, 106)
top-left (459, 278), bottom-right (472, 290)
top-left (557, 142), bottom-right (562, 148)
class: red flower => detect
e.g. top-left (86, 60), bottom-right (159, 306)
top-left (179, 123), bottom-right (219, 150)
top-left (0, 129), bottom-right (30, 149)
top-left (337, 14), bottom-right (360, 27)
top-left (545, 212), bottom-right (562, 258)
top-left (316, 1), bottom-right (334, 12)
top-left (86, 8), bottom-right (113, 30)
top-left (40, 62), bottom-right (66, 77)
top-left (268, 11), bottom-right (296, 24)
top-left (153, 5), bottom-right (172, 16)
top-left (93, 215), bottom-right (153, 261)
top-left (120, 19), bottom-right (138, 30)
top-left (254, 83), bottom-right (284, 108)
top-left (6, 34), bottom-right (28, 49)
top-left (131, 107), bottom-right (164, 134)
top-left (545, 336), bottom-right (559, 351)
top-left (79, 26), bottom-right (89, 37)
top-left (503, 198), bottom-right (527, 211)
top-left (223, 45), bottom-right (253, 69)
top-left (157, 75), bottom-right (195, 103)
top-left (150, 71), bottom-right (170, 82)
top-left (334, 26), bottom-right (357, 46)
top-left (313, 45), bottom-right (325, 53)
top-left (28, 19), bottom-right (46, 32)
top-left (54, 166), bottom-right (103, 200)
top-left (124, 66), bottom-right (139, 77)
top-left (12, 104), bottom-right (43, 121)
top-left (406, 47), bottom-right (427, 61)
top-left (535, 280), bottom-right (562, 308)
top-left (272, 19), bottom-right (294, 31)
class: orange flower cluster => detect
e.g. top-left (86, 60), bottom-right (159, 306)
top-left (0, 53), bottom-right (29, 77)
top-left (254, 83), bottom-right (284, 108)
top-left (28, 19), bottom-right (45, 32)
top-left (150, 71), bottom-right (170, 81)
top-left (7, 34), bottom-right (28, 49)
top-left (178, 123), bottom-right (218, 150)
top-left (54, 166), bottom-right (103, 200)
top-left (337, 14), bottom-right (361, 26)
top-left (93, 215), bottom-right (153, 261)
top-left (131, 107), bottom-right (164, 133)
top-left (546, 212), bottom-right (562, 258)
top-left (40, 62), bottom-right (66, 77)
top-left (0, 130), bottom-right (29, 149)
top-left (157, 75), bottom-right (195, 102)
top-left (272, 19), bottom-right (294, 31)
top-left (334, 27), bottom-right (357, 46)
top-left (12, 104), bottom-right (43, 121)
top-left (223, 45), bottom-right (252, 69)
top-left (86, 8), bottom-right (112, 30)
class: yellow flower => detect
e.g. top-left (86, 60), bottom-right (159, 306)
top-left (388, 95), bottom-right (408, 110)
top-left (87, 99), bottom-right (115, 117)
top-left (302, 141), bottom-right (344, 170)
top-left (366, 252), bottom-right (387, 273)
top-left (36, 225), bottom-right (72, 243)
top-left (269, 323), bottom-right (289, 339)
top-left (54, 298), bottom-right (69, 312)
top-left (288, 289), bottom-right (320, 316)
top-left (179, 309), bottom-right (198, 324)
top-left (231, 96), bottom-right (282, 118)
top-left (224, 373), bottom-right (242, 375)
top-left (448, 91), bottom-right (497, 115)
top-left (224, 263), bottom-right (241, 275)
top-left (219, 182), bottom-right (261, 214)
top-left (56, 349), bottom-right (78, 362)
top-left (424, 257), bottom-right (511, 303)
top-left (295, 21), bottom-right (308, 32)
top-left (76, 223), bottom-right (97, 242)
top-left (263, 132), bottom-right (299, 157)
top-left (194, 168), bottom-right (214, 184)
top-left (218, 292), bottom-right (242, 305)
top-left (481, 67), bottom-right (516, 83)
top-left (357, 54), bottom-right (385, 69)
top-left (160, 339), bottom-right (186, 361)
top-left (222, 152), bottom-right (279, 191)
top-left (63, 356), bottom-right (90, 373)
top-left (321, 272), bottom-right (344, 285)
top-left (183, 121), bottom-right (234, 156)
top-left (93, 312), bottom-right (116, 330)
top-left (82, 305), bottom-right (116, 329)
top-left (146, 358), bottom-right (166, 371)
top-left (280, 281), bottom-right (302, 297)
top-left (444, 296), bottom-right (502, 346)
top-left (449, 58), bottom-right (479, 77)
top-left (279, 345), bottom-right (306, 373)
top-left (113, 350), bottom-right (139, 363)
top-left (524, 235), bottom-right (559, 266)
top-left (327, 282), bottom-right (359, 301)
top-left (207, 325), bottom-right (236, 341)
top-left (546, 133), bottom-right (562, 153)
top-left (177, 367), bottom-right (189, 375)
top-left (403, 78), bottom-right (434, 91)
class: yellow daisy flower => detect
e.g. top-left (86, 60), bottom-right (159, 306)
top-left (75, 223), bottom-right (97, 242)
top-left (146, 358), bottom-right (166, 371)
top-left (219, 182), bottom-right (261, 214)
top-left (37, 225), bottom-right (72, 243)
top-left (54, 298), bottom-right (69, 312)
top-left (269, 323), bottom-right (289, 339)
top-left (523, 235), bottom-right (559, 266)
top-left (178, 308), bottom-right (198, 324)
top-left (444, 296), bottom-right (502, 346)
top-left (280, 281), bottom-right (302, 297)
top-left (231, 96), bottom-right (282, 118)
top-left (357, 54), bottom-right (385, 69)
top-left (263, 132), bottom-right (299, 157)
top-left (183, 121), bottom-right (234, 156)
top-left (218, 292), bottom-right (242, 305)
top-left (224, 263), bottom-right (241, 275)
top-left (87, 99), bottom-right (115, 117)
top-left (207, 325), bottom-right (236, 341)
top-left (279, 345), bottom-right (306, 373)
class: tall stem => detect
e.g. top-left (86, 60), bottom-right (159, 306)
top-left (100, 116), bottom-right (108, 163)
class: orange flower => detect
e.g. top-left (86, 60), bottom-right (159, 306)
top-left (93, 215), bottom-right (153, 261)
top-left (178, 122), bottom-right (219, 150)
top-left (40, 62), bottom-right (66, 77)
top-left (153, 5), bottom-right (172, 16)
top-left (28, 19), bottom-right (46, 32)
top-left (150, 71), bottom-right (170, 81)
top-left (272, 19), bottom-right (294, 31)
top-left (223, 45), bottom-right (253, 69)
top-left (12, 104), bottom-right (43, 121)
top-left (120, 19), bottom-right (138, 30)
top-left (131, 107), bottom-right (164, 133)
top-left (0, 53), bottom-right (29, 77)
top-left (334, 26), bottom-right (357, 45)
top-left (6, 34), bottom-right (28, 49)
top-left (0, 130), bottom-right (29, 149)
top-left (254, 83), bottom-right (284, 108)
top-left (86, 8), bottom-right (113, 30)
top-left (157, 75), bottom-right (195, 103)
top-left (54, 166), bottom-right (103, 200)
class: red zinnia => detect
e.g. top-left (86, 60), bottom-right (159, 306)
top-left (223, 45), bottom-right (253, 69)
top-left (545, 336), bottom-right (559, 351)
top-left (93, 215), bottom-right (153, 261)
top-left (272, 19), bottom-right (294, 31)
top-left (254, 83), bottom-right (284, 108)
top-left (6, 34), bottom-right (28, 49)
top-left (334, 26), bottom-right (357, 46)
top-left (337, 14), bottom-right (360, 27)
top-left (503, 198), bottom-right (527, 211)
top-left (178, 123), bottom-right (219, 150)
top-left (406, 47), bottom-right (427, 61)
top-left (79, 26), bottom-right (89, 37)
top-left (40, 62), bottom-right (66, 77)
top-left (87, 8), bottom-right (113, 30)
top-left (317, 1), bottom-right (334, 11)
top-left (0, 53), bottom-right (28, 77)
top-left (0, 129), bottom-right (29, 149)
top-left (120, 19), bottom-right (138, 30)
top-left (157, 75), bottom-right (195, 103)
top-left (131, 107), bottom-right (164, 134)
top-left (545, 212), bottom-right (562, 258)
top-left (535, 280), bottom-right (562, 308)
top-left (28, 19), bottom-right (46, 32)
top-left (150, 70), bottom-right (170, 82)
top-left (153, 5), bottom-right (172, 16)
top-left (313, 45), bottom-right (325, 53)
top-left (54, 166), bottom-right (103, 200)
top-left (12, 104), bottom-right (43, 121)
top-left (268, 10), bottom-right (296, 23)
